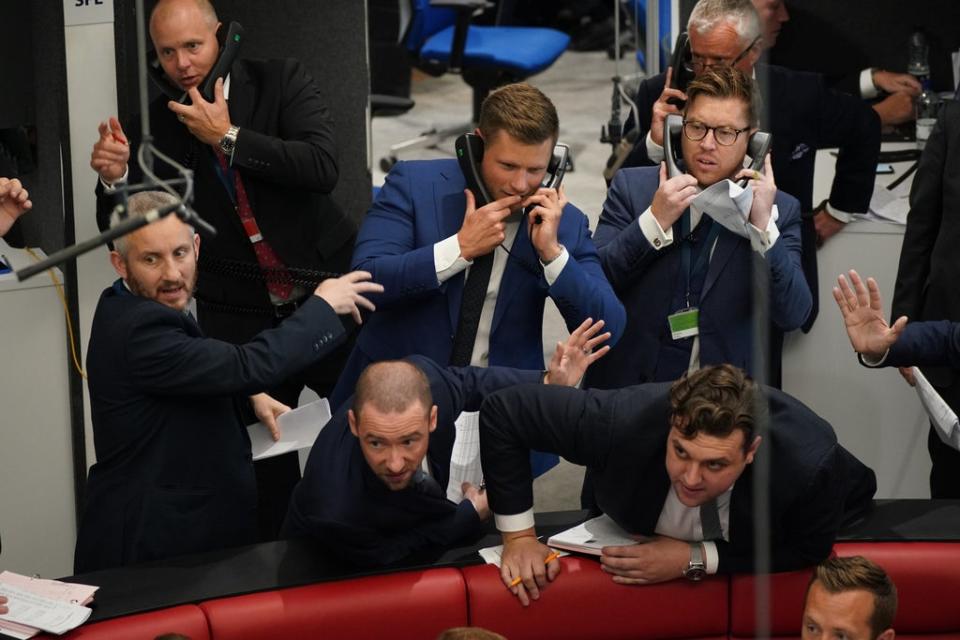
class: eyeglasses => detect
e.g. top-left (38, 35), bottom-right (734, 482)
top-left (685, 34), bottom-right (762, 73)
top-left (682, 120), bottom-right (748, 146)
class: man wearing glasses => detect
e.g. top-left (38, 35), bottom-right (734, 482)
top-left (619, 0), bottom-right (880, 344)
top-left (585, 65), bottom-right (810, 393)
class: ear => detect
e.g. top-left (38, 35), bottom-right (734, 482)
top-left (744, 435), bottom-right (762, 464)
top-left (193, 233), bottom-right (201, 260)
top-left (474, 126), bottom-right (483, 140)
top-left (428, 405), bottom-right (438, 433)
top-left (109, 251), bottom-right (127, 280)
top-left (877, 629), bottom-right (895, 640)
top-left (348, 409), bottom-right (360, 438)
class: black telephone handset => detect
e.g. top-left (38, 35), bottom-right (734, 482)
top-left (663, 113), bottom-right (772, 186)
top-left (667, 32), bottom-right (694, 108)
top-left (454, 133), bottom-right (569, 224)
top-left (148, 21), bottom-right (245, 104)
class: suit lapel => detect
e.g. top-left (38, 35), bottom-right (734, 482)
top-left (700, 230), bottom-right (743, 303)
top-left (226, 62), bottom-right (255, 130)
top-left (490, 221), bottom-right (539, 335)
top-left (436, 167), bottom-right (468, 334)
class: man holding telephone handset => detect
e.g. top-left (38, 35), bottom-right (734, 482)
top-left (585, 65), bottom-right (810, 392)
top-left (329, 82), bottom-right (625, 418)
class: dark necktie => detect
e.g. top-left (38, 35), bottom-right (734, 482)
top-left (700, 497), bottom-right (723, 540)
top-left (449, 251), bottom-right (494, 367)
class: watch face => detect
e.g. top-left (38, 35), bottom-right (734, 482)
top-left (683, 567), bottom-right (706, 582)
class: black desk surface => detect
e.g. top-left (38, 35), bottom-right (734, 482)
top-left (44, 500), bottom-right (960, 627)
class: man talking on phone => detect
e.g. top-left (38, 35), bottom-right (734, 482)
top-left (329, 82), bottom-right (625, 432)
top-left (586, 66), bottom-right (809, 393)
top-left (89, 0), bottom-right (357, 538)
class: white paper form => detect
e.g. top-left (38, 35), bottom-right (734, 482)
top-left (247, 398), bottom-right (332, 461)
top-left (546, 514), bottom-right (647, 556)
top-left (0, 583), bottom-right (92, 635)
top-left (446, 411), bottom-right (483, 502)
top-left (912, 367), bottom-right (960, 450)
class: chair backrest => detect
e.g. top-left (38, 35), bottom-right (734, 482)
top-left (403, 0), bottom-right (458, 51)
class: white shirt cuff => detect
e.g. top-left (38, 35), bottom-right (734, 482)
top-left (434, 234), bottom-right (471, 284)
top-left (703, 541), bottom-right (719, 574)
top-left (860, 68), bottom-right (879, 100)
top-left (495, 509), bottom-right (536, 532)
top-left (100, 166), bottom-right (130, 193)
top-left (860, 350), bottom-right (890, 367)
top-left (541, 246), bottom-right (569, 285)
top-left (646, 130), bottom-right (666, 163)
top-left (639, 207), bottom-right (674, 249)
top-left (747, 203), bottom-right (781, 255)
top-left (825, 202), bottom-right (856, 223)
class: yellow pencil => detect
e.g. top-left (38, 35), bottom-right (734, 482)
top-left (508, 551), bottom-right (561, 588)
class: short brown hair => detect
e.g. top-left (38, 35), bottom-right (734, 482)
top-left (684, 65), bottom-right (762, 127)
top-left (352, 360), bottom-right (432, 420)
top-left (478, 82), bottom-right (559, 145)
top-left (669, 364), bottom-right (760, 452)
top-left (808, 556), bottom-right (898, 638)
top-left (436, 628), bottom-right (507, 640)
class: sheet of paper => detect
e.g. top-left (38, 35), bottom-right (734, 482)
top-left (477, 544), bottom-right (568, 568)
top-left (0, 572), bottom-right (97, 606)
top-left (247, 397), bottom-right (332, 462)
top-left (868, 179), bottom-right (911, 225)
top-left (0, 583), bottom-right (92, 635)
top-left (912, 367), bottom-right (960, 450)
top-left (446, 411), bottom-right (483, 502)
top-left (546, 514), bottom-right (646, 556)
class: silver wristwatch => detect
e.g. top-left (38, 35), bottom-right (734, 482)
top-left (682, 542), bottom-right (706, 581)
top-left (219, 124), bottom-right (240, 156)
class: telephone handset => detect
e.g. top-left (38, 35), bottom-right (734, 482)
top-left (148, 21), bottom-right (245, 104)
top-left (667, 32), bottom-right (694, 108)
top-left (662, 113), bottom-right (772, 187)
top-left (454, 132), bottom-right (570, 224)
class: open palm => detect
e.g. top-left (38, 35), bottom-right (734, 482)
top-left (832, 270), bottom-right (907, 359)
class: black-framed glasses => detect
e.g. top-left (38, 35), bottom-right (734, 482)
top-left (682, 120), bottom-right (748, 146)
top-left (685, 34), bottom-right (762, 73)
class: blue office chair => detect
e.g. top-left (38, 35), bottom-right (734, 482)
top-left (379, 0), bottom-right (570, 171)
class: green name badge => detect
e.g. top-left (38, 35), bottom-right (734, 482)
top-left (668, 307), bottom-right (699, 340)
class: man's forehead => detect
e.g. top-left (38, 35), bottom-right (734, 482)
top-left (685, 96), bottom-right (750, 125)
top-left (670, 425), bottom-right (746, 456)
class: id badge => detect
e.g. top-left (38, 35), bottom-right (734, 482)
top-left (668, 307), bottom-right (699, 340)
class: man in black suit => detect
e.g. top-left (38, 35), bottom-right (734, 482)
top-left (90, 0), bottom-right (358, 535)
top-left (480, 364), bottom-right (875, 605)
top-left (74, 190), bottom-right (380, 573)
top-left (621, 0), bottom-right (880, 332)
top-left (282, 320), bottom-right (610, 567)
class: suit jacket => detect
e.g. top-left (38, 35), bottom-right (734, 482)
top-left (74, 281), bottom-right (346, 573)
top-left (892, 101), bottom-right (960, 407)
top-left (480, 382), bottom-right (876, 574)
top-left (882, 320), bottom-right (960, 370)
top-left (328, 158), bottom-right (626, 408)
top-left (95, 58), bottom-right (357, 343)
top-left (283, 355), bottom-right (542, 566)
top-left (584, 166), bottom-right (810, 389)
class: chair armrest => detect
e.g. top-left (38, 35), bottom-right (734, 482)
top-left (429, 0), bottom-right (494, 72)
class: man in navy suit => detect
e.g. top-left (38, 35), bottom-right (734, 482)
top-left (74, 191), bottom-right (381, 573)
top-left (329, 82), bottom-right (625, 412)
top-left (620, 0), bottom-right (880, 333)
top-left (481, 364), bottom-right (876, 606)
top-left (586, 65), bottom-right (810, 391)
top-left (283, 320), bottom-right (610, 566)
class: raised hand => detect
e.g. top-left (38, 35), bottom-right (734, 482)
top-left (90, 117), bottom-right (130, 184)
top-left (523, 184), bottom-right (566, 263)
top-left (651, 162), bottom-right (699, 230)
top-left (167, 78), bottom-right (232, 146)
top-left (456, 189), bottom-right (520, 260)
top-left (315, 270), bottom-right (385, 325)
top-left (651, 67), bottom-right (688, 147)
top-left (735, 153), bottom-right (776, 230)
top-left (0, 177), bottom-right (32, 237)
top-left (545, 318), bottom-right (612, 387)
top-left (832, 270), bottom-right (907, 360)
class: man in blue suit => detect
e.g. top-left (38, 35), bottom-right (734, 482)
top-left (329, 82), bottom-right (625, 412)
top-left (585, 65), bottom-right (810, 392)
top-left (74, 191), bottom-right (382, 573)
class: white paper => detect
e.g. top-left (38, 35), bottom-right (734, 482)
top-left (912, 367), bottom-right (960, 451)
top-left (546, 514), bottom-right (646, 556)
top-left (445, 411), bottom-right (483, 502)
top-left (247, 398), bottom-right (331, 461)
top-left (477, 543), bottom-right (568, 568)
top-left (868, 179), bottom-right (911, 225)
top-left (0, 583), bottom-right (92, 635)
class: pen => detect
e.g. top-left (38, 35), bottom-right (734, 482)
top-left (508, 551), bottom-right (560, 588)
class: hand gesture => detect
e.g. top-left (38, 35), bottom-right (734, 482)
top-left (544, 318), bottom-right (611, 386)
top-left (651, 162), bottom-right (699, 230)
top-left (832, 269), bottom-right (907, 360)
top-left (249, 392), bottom-right (291, 442)
top-left (167, 77), bottom-right (232, 146)
top-left (650, 67), bottom-right (688, 147)
top-left (524, 185), bottom-right (566, 263)
top-left (90, 117), bottom-right (130, 184)
top-left (601, 535), bottom-right (690, 584)
top-left (314, 270), bottom-right (384, 325)
top-left (735, 153), bottom-right (776, 230)
top-left (500, 532), bottom-right (561, 606)
top-left (0, 178), bottom-right (32, 237)
top-left (457, 189), bottom-right (520, 260)
top-left (461, 482), bottom-right (490, 520)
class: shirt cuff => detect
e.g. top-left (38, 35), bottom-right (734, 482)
top-left (639, 207), bottom-right (674, 249)
top-left (100, 166), bottom-right (130, 193)
top-left (747, 203), bottom-right (781, 255)
top-left (860, 68), bottom-right (880, 100)
top-left (703, 541), bottom-right (719, 574)
top-left (646, 130), bottom-right (666, 163)
top-left (495, 509), bottom-right (536, 532)
top-left (541, 246), bottom-right (569, 285)
top-left (859, 350), bottom-right (890, 367)
top-left (825, 202), bottom-right (856, 223)
top-left (434, 234), bottom-right (471, 284)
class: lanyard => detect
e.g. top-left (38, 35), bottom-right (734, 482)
top-left (679, 210), bottom-right (721, 308)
